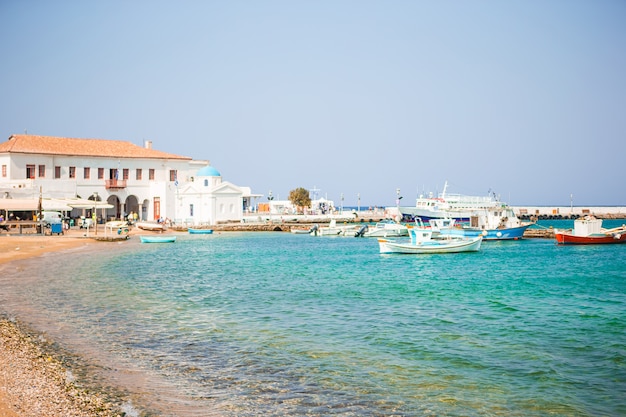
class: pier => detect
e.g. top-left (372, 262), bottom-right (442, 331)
top-left (513, 206), bottom-right (626, 220)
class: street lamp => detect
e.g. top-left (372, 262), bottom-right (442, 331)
top-left (357, 193), bottom-right (360, 214)
top-left (92, 192), bottom-right (98, 236)
top-left (267, 190), bottom-right (274, 221)
top-left (340, 193), bottom-right (344, 214)
top-left (396, 188), bottom-right (403, 222)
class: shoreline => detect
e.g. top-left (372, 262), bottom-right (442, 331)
top-left (0, 232), bottom-right (129, 416)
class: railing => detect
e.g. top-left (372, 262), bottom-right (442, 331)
top-left (105, 179), bottom-right (127, 189)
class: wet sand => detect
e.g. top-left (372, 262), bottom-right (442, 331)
top-left (0, 232), bottom-right (123, 416)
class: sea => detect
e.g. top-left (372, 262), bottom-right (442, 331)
top-left (1, 219), bottom-right (625, 417)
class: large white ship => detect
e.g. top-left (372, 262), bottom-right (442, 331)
top-left (399, 181), bottom-right (503, 221)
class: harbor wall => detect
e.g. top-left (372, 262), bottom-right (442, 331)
top-left (513, 206), bottom-right (626, 219)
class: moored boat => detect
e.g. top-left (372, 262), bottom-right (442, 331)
top-left (379, 224), bottom-right (482, 254)
top-left (378, 235), bottom-right (482, 254)
top-left (188, 228), bottom-right (213, 234)
top-left (554, 216), bottom-right (626, 245)
top-left (291, 227), bottom-right (313, 234)
top-left (436, 206), bottom-right (533, 240)
top-left (399, 181), bottom-right (500, 222)
top-left (136, 221), bottom-right (166, 232)
top-left (359, 219), bottom-right (409, 238)
top-left (310, 219), bottom-right (359, 236)
top-left (140, 235), bottom-right (177, 243)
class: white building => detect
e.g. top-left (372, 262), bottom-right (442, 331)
top-left (0, 134), bottom-right (259, 225)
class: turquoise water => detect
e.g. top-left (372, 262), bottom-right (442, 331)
top-left (1, 221), bottom-right (625, 416)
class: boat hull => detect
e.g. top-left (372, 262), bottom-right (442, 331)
top-left (399, 208), bottom-right (470, 223)
top-left (362, 225), bottom-right (409, 238)
top-left (378, 236), bottom-right (482, 254)
top-left (439, 224), bottom-right (532, 240)
top-left (555, 232), bottom-right (626, 245)
top-left (136, 221), bottom-right (166, 232)
top-left (140, 235), bottom-right (176, 243)
top-left (188, 228), bottom-right (213, 234)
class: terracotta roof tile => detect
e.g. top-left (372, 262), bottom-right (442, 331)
top-left (0, 135), bottom-right (191, 160)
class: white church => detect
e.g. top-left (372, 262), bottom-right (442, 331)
top-left (0, 134), bottom-right (260, 225)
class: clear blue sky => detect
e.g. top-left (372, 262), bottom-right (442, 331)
top-left (1, 1), bottom-right (625, 207)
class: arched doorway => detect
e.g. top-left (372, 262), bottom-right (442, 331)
top-left (125, 195), bottom-right (139, 221)
top-left (106, 195), bottom-right (121, 221)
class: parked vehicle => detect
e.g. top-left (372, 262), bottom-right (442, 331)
top-left (39, 211), bottom-right (62, 226)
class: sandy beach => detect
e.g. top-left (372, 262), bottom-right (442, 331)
top-left (0, 232), bottom-right (123, 416)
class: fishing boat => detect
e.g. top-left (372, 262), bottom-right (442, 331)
top-left (136, 221), bottom-right (166, 232)
top-left (188, 228), bottom-right (213, 234)
top-left (140, 235), bottom-right (177, 243)
top-left (291, 227), bottom-right (313, 234)
top-left (436, 207), bottom-right (533, 240)
top-left (554, 216), bottom-right (626, 245)
top-left (359, 219), bottom-right (409, 238)
top-left (399, 181), bottom-right (501, 222)
top-left (378, 224), bottom-right (482, 254)
top-left (378, 235), bottom-right (482, 254)
top-left (310, 219), bottom-right (359, 236)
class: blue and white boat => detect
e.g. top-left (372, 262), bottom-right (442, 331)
top-left (435, 207), bottom-right (533, 240)
top-left (379, 224), bottom-right (482, 254)
top-left (140, 235), bottom-right (177, 243)
top-left (188, 228), bottom-right (213, 234)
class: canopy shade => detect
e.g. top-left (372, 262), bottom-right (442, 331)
top-left (61, 198), bottom-right (114, 209)
top-left (42, 199), bottom-right (74, 211)
top-left (0, 198), bottom-right (38, 211)
top-left (0, 198), bottom-right (112, 211)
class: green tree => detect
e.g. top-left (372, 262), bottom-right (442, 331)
top-left (289, 187), bottom-right (311, 213)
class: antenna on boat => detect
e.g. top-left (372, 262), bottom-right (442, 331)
top-left (441, 181), bottom-right (448, 199)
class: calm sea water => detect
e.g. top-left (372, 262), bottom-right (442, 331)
top-left (1, 220), bottom-right (625, 416)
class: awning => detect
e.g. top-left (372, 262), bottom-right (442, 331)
top-left (0, 198), bottom-right (113, 211)
top-left (63, 198), bottom-right (114, 209)
top-left (42, 199), bottom-right (73, 211)
top-left (0, 198), bottom-right (38, 211)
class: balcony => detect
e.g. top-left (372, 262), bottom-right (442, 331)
top-left (105, 179), bottom-right (127, 190)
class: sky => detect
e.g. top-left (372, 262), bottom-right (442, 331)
top-left (1, 0), bottom-right (625, 207)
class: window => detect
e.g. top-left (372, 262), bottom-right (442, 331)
top-left (55, 166), bottom-right (61, 179)
top-left (69, 166), bottom-right (76, 179)
top-left (136, 168), bottom-right (142, 180)
top-left (38, 165), bottom-right (45, 178)
top-left (1, 165), bottom-right (6, 177)
top-left (149, 169), bottom-right (155, 180)
top-left (189, 204), bottom-right (194, 216)
top-left (98, 168), bottom-right (104, 179)
top-left (169, 170), bottom-right (177, 182)
top-left (26, 165), bottom-right (35, 179)
top-left (123, 168), bottom-right (129, 180)
top-left (84, 167), bottom-right (90, 179)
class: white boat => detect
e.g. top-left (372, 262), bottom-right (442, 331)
top-left (136, 221), bottom-right (166, 232)
top-left (291, 227), bottom-right (313, 234)
top-left (399, 181), bottom-right (501, 221)
top-left (378, 226), bottom-right (482, 254)
top-left (359, 219), bottom-right (408, 238)
top-left (310, 219), bottom-right (359, 236)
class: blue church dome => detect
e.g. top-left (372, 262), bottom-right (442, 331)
top-left (196, 166), bottom-right (221, 177)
